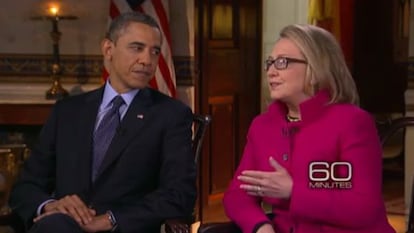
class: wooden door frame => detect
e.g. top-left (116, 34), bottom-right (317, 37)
top-left (194, 0), bottom-right (262, 222)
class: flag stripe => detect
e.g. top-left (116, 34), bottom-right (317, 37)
top-left (135, 5), bottom-right (170, 94)
top-left (140, 0), bottom-right (176, 96)
top-left (107, 0), bottom-right (176, 97)
top-left (158, 55), bottom-right (176, 96)
top-left (149, 75), bottom-right (159, 89)
top-left (110, 1), bottom-right (121, 18)
top-left (150, 0), bottom-right (172, 46)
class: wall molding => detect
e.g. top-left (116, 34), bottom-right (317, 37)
top-left (0, 54), bottom-right (195, 86)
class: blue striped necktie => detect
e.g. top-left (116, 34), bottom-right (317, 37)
top-left (92, 95), bottom-right (124, 181)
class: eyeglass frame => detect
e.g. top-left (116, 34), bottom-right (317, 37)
top-left (264, 57), bottom-right (307, 71)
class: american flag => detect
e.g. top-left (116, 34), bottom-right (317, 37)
top-left (108, 0), bottom-right (176, 97)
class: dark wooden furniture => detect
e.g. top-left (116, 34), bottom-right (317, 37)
top-left (0, 103), bottom-right (53, 233)
top-left (353, 0), bottom-right (408, 114)
top-left (0, 103), bottom-right (54, 125)
top-left (195, 0), bottom-right (262, 215)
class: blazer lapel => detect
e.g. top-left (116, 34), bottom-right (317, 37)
top-left (95, 88), bottom-right (153, 180)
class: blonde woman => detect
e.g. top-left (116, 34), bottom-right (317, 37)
top-left (223, 24), bottom-right (395, 233)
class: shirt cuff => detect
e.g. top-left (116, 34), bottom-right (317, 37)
top-left (36, 199), bottom-right (56, 216)
top-left (107, 210), bottom-right (118, 232)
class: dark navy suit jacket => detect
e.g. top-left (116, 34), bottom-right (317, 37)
top-left (10, 86), bottom-right (196, 233)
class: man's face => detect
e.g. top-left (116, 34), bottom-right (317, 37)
top-left (102, 22), bottom-right (161, 93)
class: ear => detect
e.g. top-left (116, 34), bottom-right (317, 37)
top-left (101, 38), bottom-right (113, 60)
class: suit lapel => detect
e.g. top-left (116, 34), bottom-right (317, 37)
top-left (95, 88), bottom-right (153, 180)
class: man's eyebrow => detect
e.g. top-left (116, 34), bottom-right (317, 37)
top-left (129, 41), bottom-right (146, 46)
top-left (128, 42), bottom-right (161, 51)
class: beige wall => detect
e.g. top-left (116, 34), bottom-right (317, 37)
top-left (0, 0), bottom-right (192, 56)
top-left (0, 0), bottom-right (195, 109)
top-left (0, 0), bottom-right (107, 55)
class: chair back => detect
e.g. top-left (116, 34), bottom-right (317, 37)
top-left (380, 117), bottom-right (414, 146)
top-left (378, 117), bottom-right (414, 233)
top-left (193, 114), bottom-right (212, 163)
top-left (192, 114), bottom-right (211, 223)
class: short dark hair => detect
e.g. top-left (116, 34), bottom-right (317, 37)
top-left (105, 11), bottom-right (161, 43)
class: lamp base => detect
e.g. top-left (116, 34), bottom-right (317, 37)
top-left (45, 80), bottom-right (69, 100)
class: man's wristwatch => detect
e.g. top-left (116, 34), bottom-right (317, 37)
top-left (106, 211), bottom-right (118, 231)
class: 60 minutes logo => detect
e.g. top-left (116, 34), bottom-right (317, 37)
top-left (308, 162), bottom-right (353, 189)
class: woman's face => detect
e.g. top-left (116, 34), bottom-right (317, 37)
top-left (266, 38), bottom-right (310, 106)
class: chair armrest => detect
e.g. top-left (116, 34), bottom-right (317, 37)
top-left (197, 213), bottom-right (273, 233)
top-left (164, 218), bottom-right (191, 233)
top-left (198, 222), bottom-right (241, 233)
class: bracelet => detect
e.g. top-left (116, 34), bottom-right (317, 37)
top-left (106, 211), bottom-right (118, 231)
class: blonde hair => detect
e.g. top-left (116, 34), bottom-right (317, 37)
top-left (279, 24), bottom-right (359, 105)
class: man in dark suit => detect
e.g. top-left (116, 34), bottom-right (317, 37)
top-left (9, 11), bottom-right (196, 233)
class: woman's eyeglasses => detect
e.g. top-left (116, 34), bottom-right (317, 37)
top-left (264, 57), bottom-right (307, 71)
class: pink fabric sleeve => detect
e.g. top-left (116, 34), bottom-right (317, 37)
top-left (223, 130), bottom-right (271, 233)
top-left (289, 111), bottom-right (385, 228)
